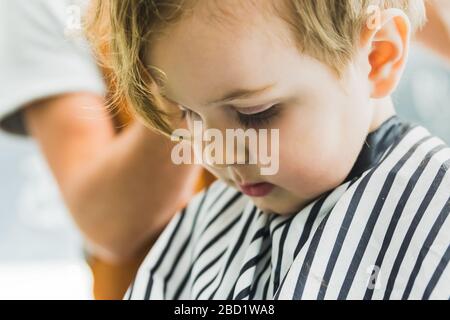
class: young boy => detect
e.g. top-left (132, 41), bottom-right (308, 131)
top-left (89, 0), bottom-right (450, 299)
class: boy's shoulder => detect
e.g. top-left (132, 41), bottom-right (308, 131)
top-left (351, 124), bottom-right (450, 231)
top-left (375, 124), bottom-right (450, 182)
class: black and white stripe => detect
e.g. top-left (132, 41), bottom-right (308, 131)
top-left (127, 125), bottom-right (450, 300)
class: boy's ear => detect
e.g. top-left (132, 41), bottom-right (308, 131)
top-left (360, 8), bottom-right (411, 98)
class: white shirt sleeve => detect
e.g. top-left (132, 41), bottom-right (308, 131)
top-left (0, 0), bottom-right (106, 135)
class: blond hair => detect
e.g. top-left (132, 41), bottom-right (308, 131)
top-left (86, 0), bottom-right (426, 136)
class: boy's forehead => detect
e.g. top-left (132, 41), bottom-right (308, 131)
top-left (147, 0), bottom-right (296, 77)
top-left (147, 17), bottom-right (298, 108)
top-left (145, 0), bottom-right (305, 108)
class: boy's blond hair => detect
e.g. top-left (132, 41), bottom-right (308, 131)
top-left (86, 0), bottom-right (426, 136)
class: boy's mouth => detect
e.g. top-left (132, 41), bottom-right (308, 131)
top-left (238, 182), bottom-right (275, 198)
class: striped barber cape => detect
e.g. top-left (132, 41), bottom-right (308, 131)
top-left (127, 117), bottom-right (450, 300)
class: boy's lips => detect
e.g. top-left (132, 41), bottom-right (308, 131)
top-left (238, 182), bottom-right (275, 197)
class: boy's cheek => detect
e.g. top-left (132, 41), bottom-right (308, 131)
top-left (275, 151), bottom-right (349, 198)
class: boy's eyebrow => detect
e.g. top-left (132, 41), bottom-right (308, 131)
top-left (159, 83), bottom-right (276, 109)
top-left (207, 83), bottom-right (276, 105)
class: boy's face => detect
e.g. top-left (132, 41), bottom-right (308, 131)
top-left (148, 6), bottom-right (380, 215)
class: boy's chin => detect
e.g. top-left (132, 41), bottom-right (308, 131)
top-left (252, 195), bottom-right (307, 217)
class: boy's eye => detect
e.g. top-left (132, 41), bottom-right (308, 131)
top-left (236, 104), bottom-right (281, 128)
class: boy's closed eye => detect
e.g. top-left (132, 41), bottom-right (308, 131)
top-left (234, 104), bottom-right (282, 128)
top-left (179, 104), bottom-right (282, 128)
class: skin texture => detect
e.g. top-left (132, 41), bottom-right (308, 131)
top-left (147, 3), bottom-right (410, 215)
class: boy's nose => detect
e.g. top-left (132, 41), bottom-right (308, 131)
top-left (202, 145), bottom-right (249, 169)
top-left (199, 119), bottom-right (258, 168)
top-left (201, 121), bottom-right (233, 167)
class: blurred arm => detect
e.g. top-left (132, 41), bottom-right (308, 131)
top-left (25, 92), bottom-right (201, 263)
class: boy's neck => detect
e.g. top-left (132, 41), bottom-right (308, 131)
top-left (369, 96), bottom-right (396, 133)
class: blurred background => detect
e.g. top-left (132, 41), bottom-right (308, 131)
top-left (395, 47), bottom-right (450, 143)
top-left (0, 134), bottom-right (92, 299)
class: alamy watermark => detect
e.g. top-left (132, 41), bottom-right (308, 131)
top-left (64, 2), bottom-right (87, 40)
top-left (170, 121), bottom-right (280, 176)
top-left (366, 265), bottom-right (382, 291)
top-left (366, 5), bottom-right (382, 31)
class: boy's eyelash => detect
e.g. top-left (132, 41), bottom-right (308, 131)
top-left (180, 105), bottom-right (281, 127)
top-left (236, 104), bottom-right (281, 127)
